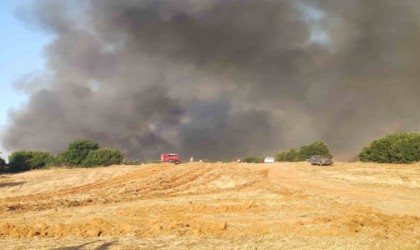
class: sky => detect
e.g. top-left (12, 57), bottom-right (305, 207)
top-left (1, 0), bottom-right (418, 162)
top-left (0, 0), bottom-right (327, 160)
top-left (0, 0), bottom-right (51, 156)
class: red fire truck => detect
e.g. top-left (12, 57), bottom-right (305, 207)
top-left (161, 153), bottom-right (181, 164)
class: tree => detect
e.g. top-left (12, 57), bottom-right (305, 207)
top-left (61, 139), bottom-right (99, 166)
top-left (30, 151), bottom-right (55, 168)
top-left (359, 132), bottom-right (420, 163)
top-left (298, 141), bottom-right (333, 160)
top-left (241, 156), bottom-right (262, 163)
top-left (82, 148), bottom-right (123, 167)
top-left (8, 150), bottom-right (54, 172)
top-left (276, 148), bottom-right (299, 162)
top-left (0, 155), bottom-right (6, 171)
top-left (8, 151), bottom-right (32, 172)
top-left (276, 141), bottom-right (333, 162)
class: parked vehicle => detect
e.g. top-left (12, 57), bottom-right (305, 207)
top-left (161, 153), bottom-right (181, 164)
top-left (307, 155), bottom-right (333, 166)
top-left (264, 157), bottom-right (275, 163)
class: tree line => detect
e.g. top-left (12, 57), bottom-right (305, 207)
top-left (0, 139), bottom-right (123, 173)
top-left (0, 132), bottom-right (419, 173)
top-left (274, 132), bottom-right (419, 164)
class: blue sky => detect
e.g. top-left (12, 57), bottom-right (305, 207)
top-left (0, 0), bottom-right (52, 155)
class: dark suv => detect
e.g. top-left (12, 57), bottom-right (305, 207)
top-left (308, 155), bottom-right (333, 166)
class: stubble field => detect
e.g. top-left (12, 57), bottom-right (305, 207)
top-left (0, 162), bottom-right (419, 249)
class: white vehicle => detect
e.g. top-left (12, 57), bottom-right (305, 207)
top-left (264, 157), bottom-right (275, 163)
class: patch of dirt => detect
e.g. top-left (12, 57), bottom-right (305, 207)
top-left (0, 162), bottom-right (419, 249)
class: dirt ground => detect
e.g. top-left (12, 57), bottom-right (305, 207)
top-left (0, 162), bottom-right (419, 249)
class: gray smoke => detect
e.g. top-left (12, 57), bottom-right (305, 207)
top-left (2, 0), bottom-right (420, 160)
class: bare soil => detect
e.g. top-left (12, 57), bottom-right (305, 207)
top-left (0, 162), bottom-right (419, 249)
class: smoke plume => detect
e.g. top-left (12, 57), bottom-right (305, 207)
top-left (2, 0), bottom-right (420, 160)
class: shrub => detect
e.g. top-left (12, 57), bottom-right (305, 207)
top-left (276, 148), bottom-right (299, 162)
top-left (30, 151), bottom-right (56, 168)
top-left (298, 141), bottom-right (333, 160)
top-left (276, 141), bottom-right (333, 162)
top-left (0, 156), bottom-right (6, 171)
top-left (45, 155), bottom-right (65, 167)
top-left (61, 139), bottom-right (99, 166)
top-left (359, 132), bottom-right (420, 163)
top-left (8, 151), bottom-right (31, 172)
top-left (275, 151), bottom-right (285, 162)
top-left (241, 156), bottom-right (262, 163)
top-left (8, 150), bottom-right (54, 172)
top-left (82, 148), bottom-right (123, 167)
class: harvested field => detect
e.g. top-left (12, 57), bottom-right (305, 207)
top-left (0, 162), bottom-right (419, 249)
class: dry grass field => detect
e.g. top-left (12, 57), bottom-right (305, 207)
top-left (0, 162), bottom-right (419, 249)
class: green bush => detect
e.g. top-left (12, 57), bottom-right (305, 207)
top-left (298, 141), bottom-right (333, 161)
top-left (82, 148), bottom-right (123, 167)
top-left (359, 132), bottom-right (420, 163)
top-left (276, 148), bottom-right (299, 162)
top-left (0, 156), bottom-right (6, 171)
top-left (9, 151), bottom-right (32, 172)
top-left (276, 141), bottom-right (333, 162)
top-left (8, 150), bottom-right (54, 172)
top-left (241, 156), bottom-right (262, 163)
top-left (61, 139), bottom-right (99, 166)
top-left (30, 151), bottom-right (56, 168)
top-left (45, 155), bottom-right (65, 167)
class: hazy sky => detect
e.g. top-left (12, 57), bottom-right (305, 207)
top-left (0, 0), bottom-right (51, 156)
top-left (0, 0), bottom-right (330, 160)
top-left (1, 0), bottom-right (419, 161)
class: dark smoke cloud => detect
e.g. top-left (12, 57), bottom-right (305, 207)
top-left (2, 0), bottom-right (420, 160)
